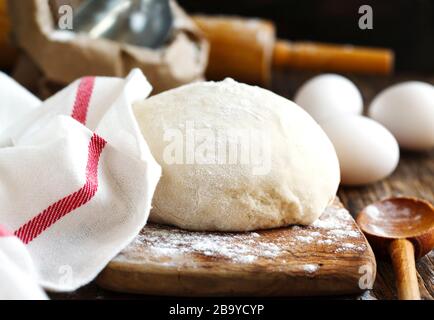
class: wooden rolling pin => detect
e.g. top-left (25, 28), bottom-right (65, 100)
top-left (193, 15), bottom-right (394, 85)
top-left (0, 0), bottom-right (16, 69)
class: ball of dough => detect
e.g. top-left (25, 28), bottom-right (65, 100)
top-left (133, 78), bottom-right (340, 231)
top-left (294, 74), bottom-right (363, 123)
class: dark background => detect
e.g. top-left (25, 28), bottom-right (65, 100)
top-left (179, 0), bottom-right (434, 73)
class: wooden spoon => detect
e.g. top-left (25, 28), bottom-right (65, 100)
top-left (357, 197), bottom-right (434, 300)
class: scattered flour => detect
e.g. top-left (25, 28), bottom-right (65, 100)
top-left (311, 209), bottom-right (352, 230)
top-left (131, 225), bottom-right (282, 264)
top-left (318, 239), bottom-right (333, 245)
top-left (295, 235), bottom-right (314, 243)
top-left (308, 231), bottom-right (322, 237)
top-left (342, 243), bottom-right (358, 249)
top-left (127, 205), bottom-right (367, 270)
top-left (303, 264), bottom-right (320, 273)
top-left (335, 242), bottom-right (367, 253)
top-left (327, 229), bottom-right (360, 238)
top-left (240, 255), bottom-right (257, 263)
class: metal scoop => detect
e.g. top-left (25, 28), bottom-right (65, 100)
top-left (72, 0), bottom-right (173, 48)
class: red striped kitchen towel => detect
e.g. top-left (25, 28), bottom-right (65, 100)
top-left (0, 224), bottom-right (47, 299)
top-left (0, 69), bottom-right (161, 297)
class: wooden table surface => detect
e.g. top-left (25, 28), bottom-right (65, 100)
top-left (51, 70), bottom-right (434, 300)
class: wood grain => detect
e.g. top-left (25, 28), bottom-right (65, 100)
top-left (96, 199), bottom-right (376, 297)
top-left (389, 239), bottom-right (421, 300)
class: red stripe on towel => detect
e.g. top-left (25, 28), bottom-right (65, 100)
top-left (71, 77), bottom-right (95, 125)
top-left (14, 134), bottom-right (107, 244)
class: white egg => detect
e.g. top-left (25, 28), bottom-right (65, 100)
top-left (294, 74), bottom-right (363, 123)
top-left (369, 81), bottom-right (434, 150)
top-left (321, 115), bottom-right (399, 185)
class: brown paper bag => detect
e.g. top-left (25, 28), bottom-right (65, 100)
top-left (7, 0), bottom-right (209, 93)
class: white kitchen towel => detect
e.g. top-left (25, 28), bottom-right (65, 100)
top-left (0, 72), bottom-right (41, 137)
top-left (0, 225), bottom-right (47, 300)
top-left (0, 69), bottom-right (162, 295)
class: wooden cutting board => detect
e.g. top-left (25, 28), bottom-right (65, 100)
top-left (97, 198), bottom-right (376, 296)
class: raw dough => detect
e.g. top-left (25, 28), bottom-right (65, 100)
top-left (133, 79), bottom-right (340, 231)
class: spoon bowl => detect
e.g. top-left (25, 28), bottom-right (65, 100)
top-left (357, 196), bottom-right (434, 300)
top-left (357, 197), bottom-right (434, 258)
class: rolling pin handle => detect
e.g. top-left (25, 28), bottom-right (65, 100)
top-left (274, 40), bottom-right (394, 75)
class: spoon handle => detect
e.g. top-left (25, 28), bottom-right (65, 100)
top-left (388, 239), bottom-right (421, 300)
